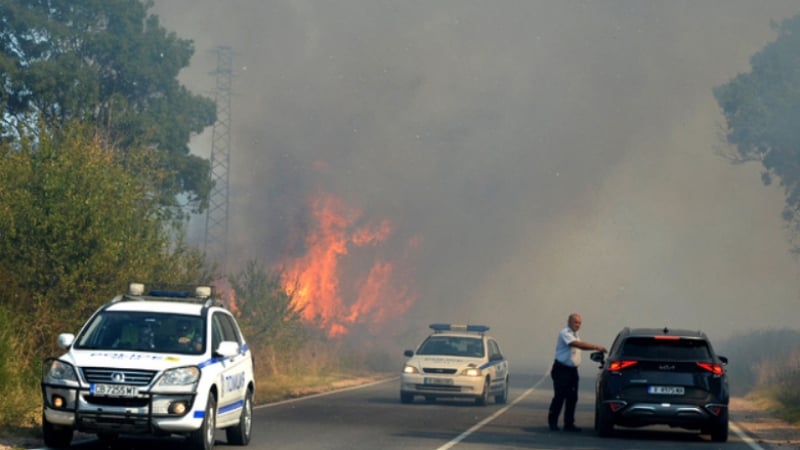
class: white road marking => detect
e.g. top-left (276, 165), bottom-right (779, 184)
top-left (436, 375), bottom-right (549, 450)
top-left (730, 422), bottom-right (767, 450)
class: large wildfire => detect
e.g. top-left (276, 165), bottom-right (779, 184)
top-left (279, 192), bottom-right (419, 337)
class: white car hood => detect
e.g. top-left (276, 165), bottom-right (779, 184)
top-left (62, 349), bottom-right (204, 374)
top-left (410, 355), bottom-right (484, 369)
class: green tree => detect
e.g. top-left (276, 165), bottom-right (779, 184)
top-left (714, 13), bottom-right (800, 249)
top-left (229, 260), bottom-right (308, 374)
top-left (0, 0), bottom-right (216, 214)
top-left (0, 121), bottom-right (209, 357)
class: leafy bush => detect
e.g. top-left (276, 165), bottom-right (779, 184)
top-left (0, 122), bottom-right (210, 429)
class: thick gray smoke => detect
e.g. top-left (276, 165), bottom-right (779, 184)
top-left (151, 1), bottom-right (800, 370)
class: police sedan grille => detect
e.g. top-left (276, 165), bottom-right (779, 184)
top-left (81, 368), bottom-right (156, 386)
top-left (422, 368), bottom-right (457, 374)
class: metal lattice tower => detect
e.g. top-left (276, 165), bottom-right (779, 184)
top-left (204, 46), bottom-right (233, 271)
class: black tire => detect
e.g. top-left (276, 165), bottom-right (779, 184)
top-left (710, 411), bottom-right (729, 443)
top-left (475, 378), bottom-right (490, 406)
top-left (188, 394), bottom-right (217, 450)
top-left (595, 402), bottom-right (614, 437)
top-left (42, 413), bottom-right (73, 449)
top-left (400, 392), bottom-right (414, 404)
top-left (226, 389), bottom-right (253, 445)
top-left (494, 377), bottom-right (509, 404)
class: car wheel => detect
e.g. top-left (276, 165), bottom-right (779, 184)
top-left (709, 411), bottom-right (729, 443)
top-left (189, 394), bottom-right (217, 450)
top-left (494, 377), bottom-right (509, 404)
top-left (226, 388), bottom-right (253, 445)
top-left (400, 392), bottom-right (414, 404)
top-left (475, 378), bottom-right (490, 406)
top-left (42, 413), bottom-right (73, 449)
top-left (595, 401), bottom-right (614, 437)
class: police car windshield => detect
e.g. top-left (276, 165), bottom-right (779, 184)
top-left (417, 336), bottom-right (484, 357)
top-left (74, 311), bottom-right (204, 355)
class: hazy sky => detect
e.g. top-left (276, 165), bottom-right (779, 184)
top-left (151, 1), bottom-right (800, 368)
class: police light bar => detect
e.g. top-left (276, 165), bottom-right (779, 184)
top-left (128, 282), bottom-right (213, 299)
top-left (148, 290), bottom-right (190, 298)
top-left (429, 323), bottom-right (490, 333)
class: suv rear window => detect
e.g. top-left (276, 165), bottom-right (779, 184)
top-left (621, 337), bottom-right (711, 360)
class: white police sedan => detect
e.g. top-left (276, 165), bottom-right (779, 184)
top-left (400, 324), bottom-right (510, 405)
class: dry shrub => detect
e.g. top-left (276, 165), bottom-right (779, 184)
top-left (770, 349), bottom-right (800, 423)
top-left (0, 307), bottom-right (42, 429)
top-left (717, 329), bottom-right (800, 395)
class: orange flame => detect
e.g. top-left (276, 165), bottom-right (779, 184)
top-left (280, 192), bottom-right (417, 337)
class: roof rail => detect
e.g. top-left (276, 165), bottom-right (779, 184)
top-left (118, 282), bottom-right (219, 306)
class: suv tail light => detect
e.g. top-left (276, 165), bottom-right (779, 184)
top-left (696, 362), bottom-right (724, 375)
top-left (608, 360), bottom-right (638, 371)
top-left (607, 400), bottom-right (627, 412)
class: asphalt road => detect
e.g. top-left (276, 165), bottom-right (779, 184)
top-left (59, 370), bottom-right (778, 450)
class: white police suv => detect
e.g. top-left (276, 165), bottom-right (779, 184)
top-left (41, 283), bottom-right (255, 450)
top-left (400, 324), bottom-right (509, 405)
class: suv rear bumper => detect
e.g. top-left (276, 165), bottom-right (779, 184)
top-left (604, 401), bottom-right (728, 429)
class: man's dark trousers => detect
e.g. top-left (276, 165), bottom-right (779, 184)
top-left (548, 360), bottom-right (579, 428)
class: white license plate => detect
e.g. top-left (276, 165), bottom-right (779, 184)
top-left (648, 385), bottom-right (684, 395)
top-left (424, 377), bottom-right (453, 385)
top-left (91, 383), bottom-right (143, 398)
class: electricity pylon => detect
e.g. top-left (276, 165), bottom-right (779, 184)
top-left (204, 46), bottom-right (233, 273)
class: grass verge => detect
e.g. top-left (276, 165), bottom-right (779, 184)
top-left (752, 384), bottom-right (800, 426)
top-left (255, 371), bottom-right (394, 404)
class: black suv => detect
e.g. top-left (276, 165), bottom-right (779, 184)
top-left (590, 327), bottom-right (729, 442)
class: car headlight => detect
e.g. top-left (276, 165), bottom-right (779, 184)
top-left (461, 367), bottom-right (482, 377)
top-left (43, 359), bottom-right (78, 386)
top-left (153, 366), bottom-right (201, 393)
top-left (403, 365), bottom-right (419, 374)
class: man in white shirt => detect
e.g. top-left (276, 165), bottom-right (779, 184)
top-left (547, 313), bottom-right (606, 432)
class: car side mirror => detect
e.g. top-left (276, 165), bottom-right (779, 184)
top-left (404, 350), bottom-right (413, 358)
top-left (590, 351), bottom-right (605, 366)
top-left (57, 333), bottom-right (75, 349)
top-left (215, 341), bottom-right (240, 357)
top-left (718, 355), bottom-right (728, 365)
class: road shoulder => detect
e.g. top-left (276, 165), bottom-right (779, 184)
top-left (731, 396), bottom-right (800, 447)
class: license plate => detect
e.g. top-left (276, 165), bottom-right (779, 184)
top-left (424, 377), bottom-right (453, 385)
top-left (91, 383), bottom-right (143, 398)
top-left (648, 385), bottom-right (684, 395)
